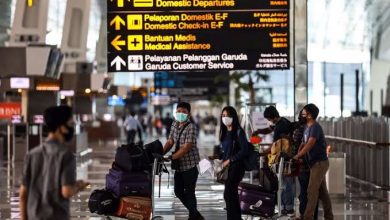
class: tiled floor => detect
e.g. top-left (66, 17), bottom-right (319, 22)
top-left (0, 133), bottom-right (389, 219)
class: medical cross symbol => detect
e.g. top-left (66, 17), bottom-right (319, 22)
top-left (130, 38), bottom-right (140, 47)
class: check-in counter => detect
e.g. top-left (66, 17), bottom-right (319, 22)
top-left (84, 120), bottom-right (120, 142)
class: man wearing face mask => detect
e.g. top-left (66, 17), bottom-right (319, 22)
top-left (163, 102), bottom-right (203, 220)
top-left (19, 106), bottom-right (89, 220)
top-left (293, 104), bottom-right (333, 220)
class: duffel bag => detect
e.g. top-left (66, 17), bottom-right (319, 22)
top-left (88, 189), bottom-right (119, 215)
top-left (115, 144), bottom-right (149, 172)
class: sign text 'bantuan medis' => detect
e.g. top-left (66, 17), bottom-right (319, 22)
top-left (107, 0), bottom-right (290, 72)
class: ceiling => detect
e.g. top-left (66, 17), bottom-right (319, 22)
top-left (308, 0), bottom-right (390, 51)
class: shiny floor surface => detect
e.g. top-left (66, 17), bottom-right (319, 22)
top-left (0, 133), bottom-right (389, 220)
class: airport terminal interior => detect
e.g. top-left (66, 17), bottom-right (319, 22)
top-left (1, 0), bottom-right (390, 219)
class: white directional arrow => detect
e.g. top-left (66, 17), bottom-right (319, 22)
top-left (111, 56), bottom-right (126, 71)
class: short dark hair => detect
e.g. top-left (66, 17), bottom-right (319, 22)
top-left (44, 105), bottom-right (72, 132)
top-left (263, 106), bottom-right (279, 119)
top-left (303, 103), bottom-right (319, 119)
top-left (177, 102), bottom-right (191, 112)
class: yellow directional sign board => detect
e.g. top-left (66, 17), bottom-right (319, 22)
top-left (107, 0), bottom-right (290, 72)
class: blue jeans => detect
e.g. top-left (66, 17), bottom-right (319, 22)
top-left (298, 169), bottom-right (319, 219)
top-left (282, 176), bottom-right (295, 210)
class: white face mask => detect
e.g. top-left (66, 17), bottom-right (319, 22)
top-left (222, 117), bottom-right (233, 126)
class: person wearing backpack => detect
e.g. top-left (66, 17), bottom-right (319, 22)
top-left (19, 106), bottom-right (89, 220)
top-left (217, 106), bottom-right (250, 220)
top-left (293, 104), bottom-right (333, 220)
top-left (252, 105), bottom-right (294, 216)
top-left (163, 102), bottom-right (204, 220)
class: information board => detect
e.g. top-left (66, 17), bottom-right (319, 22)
top-left (107, 0), bottom-right (289, 72)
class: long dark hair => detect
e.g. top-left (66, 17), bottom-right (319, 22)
top-left (219, 106), bottom-right (243, 142)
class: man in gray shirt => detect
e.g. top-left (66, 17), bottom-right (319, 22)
top-left (19, 106), bottom-right (89, 220)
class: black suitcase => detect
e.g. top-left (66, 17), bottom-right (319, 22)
top-left (238, 182), bottom-right (276, 217)
top-left (88, 189), bottom-right (119, 215)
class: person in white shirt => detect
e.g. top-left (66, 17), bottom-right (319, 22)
top-left (123, 112), bottom-right (143, 144)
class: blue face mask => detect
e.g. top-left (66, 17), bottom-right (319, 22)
top-left (175, 112), bottom-right (188, 122)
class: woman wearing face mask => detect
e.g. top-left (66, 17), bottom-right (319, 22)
top-left (217, 106), bottom-right (249, 220)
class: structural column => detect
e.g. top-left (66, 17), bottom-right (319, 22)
top-left (293, 0), bottom-right (308, 114)
top-left (0, 0), bottom-right (13, 46)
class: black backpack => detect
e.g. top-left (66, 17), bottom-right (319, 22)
top-left (88, 189), bottom-right (119, 215)
top-left (144, 140), bottom-right (164, 164)
top-left (258, 166), bottom-right (278, 192)
top-left (235, 129), bottom-right (260, 171)
top-left (114, 143), bottom-right (149, 172)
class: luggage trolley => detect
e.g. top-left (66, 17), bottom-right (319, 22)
top-left (151, 157), bottom-right (169, 220)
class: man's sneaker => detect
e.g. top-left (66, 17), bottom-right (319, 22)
top-left (188, 214), bottom-right (205, 220)
top-left (286, 209), bottom-right (295, 217)
top-left (282, 209), bottom-right (295, 216)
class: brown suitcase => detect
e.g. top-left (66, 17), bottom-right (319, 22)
top-left (116, 196), bottom-right (152, 220)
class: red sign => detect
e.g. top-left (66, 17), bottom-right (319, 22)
top-left (0, 103), bottom-right (22, 119)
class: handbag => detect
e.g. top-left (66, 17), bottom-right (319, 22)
top-left (216, 165), bottom-right (229, 184)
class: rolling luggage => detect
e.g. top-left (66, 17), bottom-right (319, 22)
top-left (238, 182), bottom-right (276, 218)
top-left (106, 168), bottom-right (152, 197)
top-left (116, 196), bottom-right (152, 220)
top-left (115, 144), bottom-right (149, 172)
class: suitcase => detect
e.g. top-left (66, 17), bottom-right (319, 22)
top-left (238, 182), bottom-right (276, 217)
top-left (106, 168), bottom-right (152, 197)
top-left (116, 196), bottom-right (152, 220)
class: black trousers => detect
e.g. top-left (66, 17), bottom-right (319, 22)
top-left (174, 166), bottom-right (201, 218)
top-left (126, 130), bottom-right (136, 144)
top-left (224, 162), bottom-right (245, 220)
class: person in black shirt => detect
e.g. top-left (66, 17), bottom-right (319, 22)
top-left (163, 113), bottom-right (174, 139)
top-left (252, 105), bottom-right (295, 216)
top-left (252, 106), bottom-right (292, 141)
